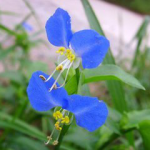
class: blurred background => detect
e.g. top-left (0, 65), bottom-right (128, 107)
top-left (0, 0), bottom-right (150, 150)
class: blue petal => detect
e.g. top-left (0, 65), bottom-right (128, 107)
top-left (45, 8), bottom-right (73, 48)
top-left (70, 30), bottom-right (110, 69)
top-left (27, 71), bottom-right (68, 111)
top-left (66, 95), bottom-right (108, 132)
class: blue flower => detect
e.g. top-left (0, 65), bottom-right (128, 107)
top-left (22, 22), bottom-right (33, 31)
top-left (27, 8), bottom-right (109, 145)
top-left (45, 8), bottom-right (110, 91)
top-left (46, 8), bottom-right (109, 69)
top-left (27, 71), bottom-right (108, 132)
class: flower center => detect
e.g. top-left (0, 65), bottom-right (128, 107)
top-left (44, 47), bottom-right (76, 92)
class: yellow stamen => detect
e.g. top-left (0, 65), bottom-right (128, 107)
top-left (53, 140), bottom-right (58, 145)
top-left (66, 49), bottom-right (71, 55)
top-left (39, 75), bottom-right (46, 81)
top-left (53, 84), bottom-right (57, 89)
top-left (70, 54), bottom-right (75, 61)
top-left (55, 121), bottom-right (62, 131)
top-left (56, 47), bottom-right (65, 55)
top-left (61, 116), bottom-right (70, 124)
top-left (56, 65), bottom-right (63, 71)
top-left (64, 49), bottom-right (76, 62)
top-left (49, 84), bottom-right (57, 91)
top-left (53, 111), bottom-right (63, 120)
top-left (67, 54), bottom-right (75, 62)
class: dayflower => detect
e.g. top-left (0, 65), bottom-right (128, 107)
top-left (22, 22), bottom-right (33, 31)
top-left (27, 71), bottom-right (108, 145)
top-left (27, 8), bottom-right (109, 145)
top-left (45, 8), bottom-right (110, 91)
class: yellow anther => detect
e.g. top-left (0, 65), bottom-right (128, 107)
top-left (53, 84), bottom-right (57, 89)
top-left (39, 75), bottom-right (46, 81)
top-left (56, 47), bottom-right (65, 55)
top-left (61, 49), bottom-right (76, 62)
top-left (66, 49), bottom-right (71, 55)
top-left (68, 54), bottom-right (75, 62)
top-left (49, 84), bottom-right (57, 91)
top-left (61, 116), bottom-right (70, 124)
top-left (70, 54), bottom-right (75, 61)
top-left (56, 65), bottom-right (63, 71)
top-left (55, 121), bottom-right (59, 125)
top-left (55, 121), bottom-right (62, 131)
top-left (53, 111), bottom-right (63, 120)
top-left (53, 140), bottom-right (58, 145)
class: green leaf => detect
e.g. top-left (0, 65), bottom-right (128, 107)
top-left (120, 110), bottom-right (150, 130)
top-left (83, 64), bottom-right (145, 90)
top-left (11, 136), bottom-right (49, 150)
top-left (106, 117), bottom-right (121, 135)
top-left (0, 112), bottom-right (46, 141)
top-left (65, 75), bottom-right (77, 95)
top-left (81, 0), bottom-right (128, 113)
top-left (139, 120), bottom-right (150, 150)
top-left (108, 107), bottom-right (122, 122)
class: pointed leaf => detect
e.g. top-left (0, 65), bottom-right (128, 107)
top-left (83, 64), bottom-right (145, 90)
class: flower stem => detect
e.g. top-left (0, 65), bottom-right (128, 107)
top-left (54, 124), bottom-right (70, 150)
top-left (54, 68), bottom-right (82, 150)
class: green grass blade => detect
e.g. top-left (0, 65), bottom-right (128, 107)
top-left (17, 13), bottom-right (32, 27)
top-left (0, 10), bottom-right (19, 16)
top-left (22, 0), bottom-right (42, 28)
top-left (0, 112), bottom-right (46, 141)
top-left (132, 16), bottom-right (150, 67)
top-left (0, 24), bottom-right (17, 36)
top-left (139, 120), bottom-right (150, 150)
top-left (81, 0), bottom-right (128, 112)
top-left (11, 136), bottom-right (49, 150)
top-left (134, 16), bottom-right (150, 40)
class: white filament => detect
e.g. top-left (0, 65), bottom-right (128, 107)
top-left (45, 127), bottom-right (55, 145)
top-left (49, 60), bottom-right (71, 92)
top-left (57, 61), bottom-right (73, 89)
top-left (45, 59), bottom-right (68, 82)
